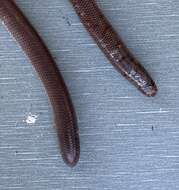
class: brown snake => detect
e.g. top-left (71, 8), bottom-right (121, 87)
top-left (71, 0), bottom-right (157, 96)
top-left (0, 0), bottom-right (80, 167)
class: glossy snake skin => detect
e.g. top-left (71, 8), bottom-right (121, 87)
top-left (71, 0), bottom-right (157, 96)
top-left (0, 0), bottom-right (80, 167)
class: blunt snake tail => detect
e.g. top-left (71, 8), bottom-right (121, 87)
top-left (0, 0), bottom-right (80, 167)
top-left (71, 0), bottom-right (157, 96)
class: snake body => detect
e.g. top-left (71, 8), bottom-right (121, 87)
top-left (0, 0), bottom-right (158, 167)
top-left (0, 0), bottom-right (80, 167)
top-left (71, 0), bottom-right (157, 96)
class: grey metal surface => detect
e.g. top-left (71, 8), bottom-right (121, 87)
top-left (0, 0), bottom-right (179, 189)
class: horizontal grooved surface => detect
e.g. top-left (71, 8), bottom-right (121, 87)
top-left (0, 0), bottom-right (179, 189)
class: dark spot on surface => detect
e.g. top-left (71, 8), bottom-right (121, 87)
top-left (15, 150), bottom-right (18, 154)
top-left (152, 126), bottom-right (154, 131)
top-left (62, 16), bottom-right (71, 26)
top-left (1, 96), bottom-right (4, 99)
top-left (67, 20), bottom-right (71, 26)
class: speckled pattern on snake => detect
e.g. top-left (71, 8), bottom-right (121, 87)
top-left (71, 0), bottom-right (157, 96)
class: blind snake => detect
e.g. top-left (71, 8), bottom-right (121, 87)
top-left (71, 0), bottom-right (157, 96)
top-left (0, 0), bottom-right (80, 167)
top-left (0, 0), bottom-right (158, 167)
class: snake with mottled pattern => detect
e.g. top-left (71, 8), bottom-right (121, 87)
top-left (71, 0), bottom-right (157, 96)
